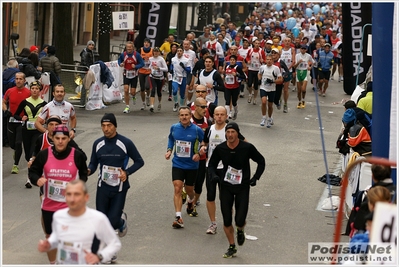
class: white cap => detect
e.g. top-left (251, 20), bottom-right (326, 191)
top-left (310, 16), bottom-right (316, 20)
top-left (245, 26), bottom-right (251, 31)
top-left (266, 40), bottom-right (273, 44)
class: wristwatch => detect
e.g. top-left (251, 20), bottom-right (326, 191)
top-left (97, 253), bottom-right (103, 262)
top-left (71, 128), bottom-right (76, 133)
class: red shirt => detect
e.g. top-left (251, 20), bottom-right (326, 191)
top-left (3, 86), bottom-right (31, 116)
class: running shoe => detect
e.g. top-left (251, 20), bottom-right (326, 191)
top-left (247, 94), bottom-right (253, 103)
top-left (118, 212), bottom-right (128, 237)
top-left (322, 92), bottom-right (326, 97)
top-left (111, 254), bottom-right (117, 263)
top-left (266, 118), bottom-right (272, 128)
top-left (297, 102), bottom-right (302, 109)
top-left (206, 223), bottom-right (217, 235)
top-left (157, 103), bottom-right (161, 111)
top-left (123, 106), bottom-right (130, 113)
top-left (270, 117), bottom-right (274, 125)
top-left (237, 228), bottom-right (245, 246)
top-left (239, 92), bottom-right (244, 98)
top-left (173, 102), bottom-right (179, 112)
top-left (228, 111), bottom-right (232, 119)
top-left (260, 118), bottom-right (266, 127)
top-left (172, 216), bottom-right (184, 228)
top-left (140, 102), bottom-right (146, 110)
top-left (168, 95), bottom-right (172, 101)
top-left (189, 205), bottom-right (198, 217)
top-left (232, 110), bottom-right (237, 120)
top-left (146, 96), bottom-right (150, 106)
top-left (150, 105), bottom-right (154, 112)
top-left (181, 187), bottom-right (187, 204)
top-left (11, 165), bottom-right (19, 174)
top-left (301, 101), bottom-right (305, 108)
top-left (132, 95), bottom-right (136, 105)
top-left (283, 104), bottom-right (288, 113)
top-left (25, 178), bottom-right (32, 188)
top-left (292, 87), bottom-right (296, 92)
top-left (330, 77), bottom-right (334, 80)
top-left (186, 202), bottom-right (194, 215)
top-left (253, 98), bottom-right (257, 105)
top-left (223, 245), bottom-right (237, 258)
top-left (276, 100), bottom-right (281, 110)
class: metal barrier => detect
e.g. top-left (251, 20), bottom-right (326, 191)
top-left (59, 62), bottom-right (87, 93)
top-left (59, 62), bottom-right (89, 105)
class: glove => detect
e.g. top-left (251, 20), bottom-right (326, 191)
top-left (250, 177), bottom-right (258, 187)
top-left (211, 176), bottom-right (220, 183)
top-left (179, 62), bottom-right (185, 69)
top-left (266, 78), bottom-right (274, 84)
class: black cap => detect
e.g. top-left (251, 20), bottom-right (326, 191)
top-left (101, 113), bottom-right (117, 127)
top-left (46, 115), bottom-right (62, 125)
top-left (225, 122), bottom-right (240, 133)
top-left (343, 100), bottom-right (356, 109)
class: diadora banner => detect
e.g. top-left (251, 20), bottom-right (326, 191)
top-left (342, 3), bottom-right (372, 95)
top-left (136, 3), bottom-right (173, 48)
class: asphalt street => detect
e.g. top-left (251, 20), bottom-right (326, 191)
top-left (2, 70), bottom-right (351, 265)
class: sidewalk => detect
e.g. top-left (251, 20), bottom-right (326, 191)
top-left (72, 30), bottom-right (129, 62)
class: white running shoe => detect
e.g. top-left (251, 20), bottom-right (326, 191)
top-left (260, 118), bottom-right (266, 126)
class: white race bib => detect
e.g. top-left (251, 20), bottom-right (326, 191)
top-left (167, 73), bottom-right (173, 81)
top-left (224, 166), bottom-right (243, 185)
top-left (173, 74), bottom-right (183, 85)
top-left (9, 117), bottom-right (23, 123)
top-left (175, 140), bottom-right (191, 158)
top-left (57, 240), bottom-right (83, 265)
top-left (225, 74), bottom-right (235, 85)
top-left (251, 62), bottom-right (260, 68)
top-left (151, 68), bottom-right (163, 78)
top-left (126, 69), bottom-right (137, 79)
top-left (47, 178), bottom-right (68, 202)
top-left (101, 165), bottom-right (121, 187)
top-left (27, 121), bottom-right (36, 130)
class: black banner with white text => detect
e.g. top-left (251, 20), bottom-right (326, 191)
top-left (136, 3), bottom-right (172, 48)
top-left (342, 3), bottom-right (372, 95)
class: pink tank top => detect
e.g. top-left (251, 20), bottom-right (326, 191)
top-left (42, 147), bottom-right (78, 211)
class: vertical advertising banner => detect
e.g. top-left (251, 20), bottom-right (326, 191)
top-left (136, 3), bottom-right (172, 47)
top-left (342, 3), bottom-right (372, 95)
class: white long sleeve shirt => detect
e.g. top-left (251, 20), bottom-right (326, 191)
top-left (48, 207), bottom-right (121, 265)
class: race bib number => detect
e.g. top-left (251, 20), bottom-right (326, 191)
top-left (151, 68), bottom-right (163, 77)
top-left (9, 117), bottom-right (23, 123)
top-left (126, 69), bottom-right (137, 79)
top-left (47, 179), bottom-right (68, 202)
top-left (101, 165), bottom-right (121, 187)
top-left (225, 74), bottom-right (235, 85)
top-left (175, 140), bottom-right (191, 158)
top-left (144, 60), bottom-right (150, 69)
top-left (167, 73), bottom-right (173, 81)
top-left (224, 166), bottom-right (243, 185)
top-left (26, 121), bottom-right (36, 130)
top-left (58, 241), bottom-right (83, 265)
top-left (251, 62), bottom-right (260, 68)
top-left (173, 74), bottom-right (183, 85)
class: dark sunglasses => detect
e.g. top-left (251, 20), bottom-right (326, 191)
top-left (196, 90), bottom-right (206, 93)
top-left (196, 105), bottom-right (207, 109)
